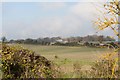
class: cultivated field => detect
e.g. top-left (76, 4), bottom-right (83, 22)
top-left (8, 43), bottom-right (112, 73)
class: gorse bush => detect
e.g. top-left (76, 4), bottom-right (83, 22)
top-left (91, 52), bottom-right (119, 78)
top-left (1, 43), bottom-right (54, 79)
top-left (92, 0), bottom-right (120, 78)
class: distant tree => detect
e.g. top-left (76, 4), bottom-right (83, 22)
top-left (67, 38), bottom-right (70, 42)
top-left (83, 35), bottom-right (90, 42)
top-left (43, 37), bottom-right (51, 42)
top-left (76, 37), bottom-right (83, 42)
top-left (32, 40), bottom-right (38, 44)
top-left (98, 35), bottom-right (104, 43)
top-left (24, 38), bottom-right (33, 44)
top-left (1, 36), bottom-right (7, 42)
top-left (9, 39), bottom-right (14, 43)
top-left (90, 43), bottom-right (93, 46)
top-left (84, 42), bottom-right (89, 46)
top-left (15, 39), bottom-right (24, 44)
top-left (105, 36), bottom-right (115, 41)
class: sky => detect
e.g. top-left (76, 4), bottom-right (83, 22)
top-left (1, 0), bottom-right (118, 40)
top-left (1, 0), bottom-right (113, 2)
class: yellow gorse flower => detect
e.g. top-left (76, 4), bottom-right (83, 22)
top-left (93, 0), bottom-right (120, 78)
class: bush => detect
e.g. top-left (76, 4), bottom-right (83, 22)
top-left (1, 43), bottom-right (54, 79)
top-left (84, 42), bottom-right (89, 46)
top-left (90, 53), bottom-right (119, 78)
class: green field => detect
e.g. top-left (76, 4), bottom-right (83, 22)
top-left (8, 44), bottom-right (112, 72)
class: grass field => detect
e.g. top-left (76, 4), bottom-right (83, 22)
top-left (8, 43), bottom-right (112, 73)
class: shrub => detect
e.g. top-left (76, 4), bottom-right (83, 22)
top-left (84, 42), bottom-right (89, 46)
top-left (54, 55), bottom-right (58, 59)
top-left (90, 48), bottom-right (119, 78)
top-left (1, 43), bottom-right (54, 79)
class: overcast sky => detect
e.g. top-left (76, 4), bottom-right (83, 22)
top-left (1, 0), bottom-right (118, 40)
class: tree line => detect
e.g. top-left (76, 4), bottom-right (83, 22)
top-left (1, 35), bottom-right (115, 45)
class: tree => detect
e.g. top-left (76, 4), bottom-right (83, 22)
top-left (9, 39), bottom-right (14, 43)
top-left (84, 42), bottom-right (89, 46)
top-left (106, 36), bottom-right (115, 41)
top-left (92, 0), bottom-right (120, 78)
top-left (24, 38), bottom-right (33, 44)
top-left (98, 35), bottom-right (104, 43)
top-left (93, 0), bottom-right (120, 39)
top-left (1, 36), bottom-right (7, 42)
